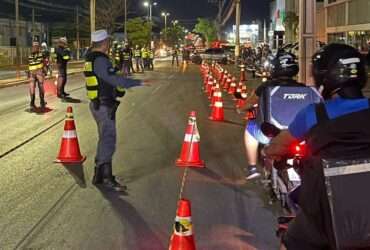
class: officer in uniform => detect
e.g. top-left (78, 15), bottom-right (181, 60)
top-left (112, 41), bottom-right (122, 71)
top-left (84, 30), bottom-right (148, 191)
top-left (149, 48), bottom-right (155, 71)
top-left (28, 41), bottom-right (46, 111)
top-left (141, 46), bottom-right (149, 70)
top-left (133, 45), bottom-right (144, 73)
top-left (172, 45), bottom-right (179, 66)
top-left (56, 37), bottom-right (71, 98)
top-left (121, 44), bottom-right (132, 76)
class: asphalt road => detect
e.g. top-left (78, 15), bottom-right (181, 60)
top-left (0, 60), bottom-right (279, 250)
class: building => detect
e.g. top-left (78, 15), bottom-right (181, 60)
top-left (325, 0), bottom-right (370, 53)
top-left (269, 0), bottom-right (325, 48)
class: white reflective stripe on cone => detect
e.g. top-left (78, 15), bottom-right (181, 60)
top-left (216, 92), bottom-right (222, 97)
top-left (214, 101), bottom-right (223, 108)
top-left (184, 133), bottom-right (200, 142)
top-left (63, 130), bottom-right (77, 139)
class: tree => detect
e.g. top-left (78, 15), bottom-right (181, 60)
top-left (193, 18), bottom-right (217, 46)
top-left (162, 24), bottom-right (186, 47)
top-left (83, 0), bottom-right (131, 33)
top-left (126, 18), bottom-right (152, 46)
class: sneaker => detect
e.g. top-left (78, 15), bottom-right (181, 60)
top-left (246, 166), bottom-right (261, 180)
top-left (102, 176), bottom-right (127, 192)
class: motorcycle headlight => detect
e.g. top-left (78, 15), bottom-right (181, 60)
top-left (263, 61), bottom-right (270, 68)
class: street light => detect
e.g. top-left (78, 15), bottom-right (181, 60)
top-left (143, 1), bottom-right (158, 21)
top-left (161, 12), bottom-right (170, 41)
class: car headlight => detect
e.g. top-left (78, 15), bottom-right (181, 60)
top-left (264, 61), bottom-right (270, 68)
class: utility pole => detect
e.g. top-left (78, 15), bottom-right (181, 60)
top-left (263, 19), bottom-right (267, 43)
top-left (298, 0), bottom-right (316, 85)
top-left (15, 0), bottom-right (20, 78)
top-left (76, 6), bottom-right (80, 60)
top-left (31, 8), bottom-right (35, 40)
top-left (235, 0), bottom-right (241, 63)
top-left (124, 0), bottom-right (127, 42)
top-left (90, 0), bottom-right (96, 34)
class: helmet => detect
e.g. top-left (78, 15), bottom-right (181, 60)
top-left (41, 42), bottom-right (47, 48)
top-left (269, 50), bottom-right (299, 78)
top-left (312, 43), bottom-right (367, 99)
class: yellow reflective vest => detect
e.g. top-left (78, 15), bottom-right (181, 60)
top-left (28, 52), bottom-right (44, 71)
top-left (84, 51), bottom-right (125, 101)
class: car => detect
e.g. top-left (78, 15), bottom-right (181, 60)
top-left (199, 48), bottom-right (228, 64)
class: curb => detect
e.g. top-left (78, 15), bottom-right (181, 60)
top-left (0, 70), bottom-right (83, 89)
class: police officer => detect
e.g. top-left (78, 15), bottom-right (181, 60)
top-left (141, 45), bottom-right (149, 70)
top-left (112, 41), bottom-right (122, 70)
top-left (28, 41), bottom-right (46, 111)
top-left (172, 45), bottom-right (179, 66)
top-left (134, 45), bottom-right (144, 73)
top-left (121, 44), bottom-right (132, 76)
top-left (84, 30), bottom-right (149, 192)
top-left (56, 37), bottom-right (71, 98)
top-left (264, 44), bottom-right (369, 250)
top-left (149, 48), bottom-right (155, 71)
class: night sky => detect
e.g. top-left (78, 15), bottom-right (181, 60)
top-left (143, 0), bottom-right (271, 29)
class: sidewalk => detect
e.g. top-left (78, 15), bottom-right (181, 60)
top-left (0, 61), bottom-right (84, 89)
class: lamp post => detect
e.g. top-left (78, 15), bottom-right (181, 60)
top-left (143, 1), bottom-right (158, 21)
top-left (161, 12), bottom-right (170, 41)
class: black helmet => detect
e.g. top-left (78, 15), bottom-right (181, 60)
top-left (270, 50), bottom-right (299, 78)
top-left (312, 43), bottom-right (367, 99)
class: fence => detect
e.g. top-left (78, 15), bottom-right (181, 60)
top-left (0, 46), bottom-right (31, 66)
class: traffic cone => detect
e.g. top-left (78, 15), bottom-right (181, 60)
top-left (176, 111), bottom-right (205, 168)
top-left (205, 76), bottom-right (213, 94)
top-left (209, 99), bottom-right (224, 122)
top-left (240, 64), bottom-right (246, 81)
top-left (210, 85), bottom-right (222, 107)
top-left (168, 199), bottom-right (196, 250)
top-left (223, 75), bottom-right (231, 91)
top-left (208, 79), bottom-right (217, 99)
top-left (236, 92), bottom-right (248, 109)
top-left (55, 106), bottom-right (86, 164)
top-left (228, 79), bottom-right (237, 95)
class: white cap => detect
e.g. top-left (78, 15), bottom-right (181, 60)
top-left (91, 30), bottom-right (109, 43)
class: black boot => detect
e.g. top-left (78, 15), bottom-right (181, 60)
top-left (39, 92), bottom-right (47, 109)
top-left (92, 166), bottom-right (104, 185)
top-left (30, 94), bottom-right (36, 111)
top-left (102, 163), bottom-right (127, 192)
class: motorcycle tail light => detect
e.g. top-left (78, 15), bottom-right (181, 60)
top-left (291, 143), bottom-right (306, 156)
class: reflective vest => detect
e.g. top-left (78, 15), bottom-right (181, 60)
top-left (134, 49), bottom-right (141, 57)
top-left (83, 51), bottom-right (125, 101)
top-left (28, 52), bottom-right (44, 71)
top-left (141, 49), bottom-right (148, 58)
top-left (122, 50), bottom-right (131, 61)
top-left (149, 50), bottom-right (154, 59)
top-left (63, 49), bottom-right (71, 61)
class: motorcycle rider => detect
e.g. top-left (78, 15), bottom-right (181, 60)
top-left (264, 43), bottom-right (370, 250)
top-left (243, 50), bottom-right (305, 179)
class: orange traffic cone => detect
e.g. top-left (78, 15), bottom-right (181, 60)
top-left (55, 106), bottom-right (86, 164)
top-left (223, 76), bottom-right (231, 91)
top-left (210, 85), bottom-right (222, 107)
top-left (205, 76), bottom-right (213, 94)
top-left (239, 64), bottom-right (246, 81)
top-left (208, 79), bottom-right (217, 99)
top-left (228, 79), bottom-right (237, 95)
top-left (209, 99), bottom-right (224, 122)
top-left (169, 199), bottom-right (196, 250)
top-left (176, 111), bottom-right (205, 168)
